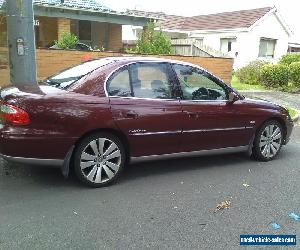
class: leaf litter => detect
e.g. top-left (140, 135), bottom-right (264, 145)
top-left (214, 200), bottom-right (231, 212)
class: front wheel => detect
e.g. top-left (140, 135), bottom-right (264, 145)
top-left (74, 132), bottom-right (126, 187)
top-left (252, 120), bottom-right (284, 161)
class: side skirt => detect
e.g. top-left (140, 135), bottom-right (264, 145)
top-left (130, 145), bottom-right (249, 164)
top-left (0, 154), bottom-right (63, 168)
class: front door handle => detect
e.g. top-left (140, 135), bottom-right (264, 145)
top-left (125, 111), bottom-right (138, 119)
top-left (185, 111), bottom-right (198, 119)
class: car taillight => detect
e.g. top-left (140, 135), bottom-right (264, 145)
top-left (0, 103), bottom-right (30, 125)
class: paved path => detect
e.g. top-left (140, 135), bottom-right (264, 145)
top-left (241, 90), bottom-right (300, 111)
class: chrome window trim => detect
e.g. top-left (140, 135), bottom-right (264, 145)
top-left (108, 95), bottom-right (178, 102)
top-left (104, 59), bottom-right (232, 103)
top-left (130, 145), bottom-right (249, 163)
top-left (104, 60), bottom-right (177, 99)
top-left (179, 99), bottom-right (228, 103)
top-left (108, 95), bottom-right (230, 103)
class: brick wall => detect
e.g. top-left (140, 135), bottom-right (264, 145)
top-left (0, 47), bottom-right (9, 86)
top-left (0, 15), bottom-right (58, 48)
top-left (36, 16), bottom-right (58, 47)
top-left (107, 24), bottom-right (122, 51)
top-left (0, 15), bottom-right (7, 47)
top-left (0, 47), bottom-right (233, 87)
top-left (57, 18), bottom-right (71, 39)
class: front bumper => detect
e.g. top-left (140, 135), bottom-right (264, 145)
top-left (283, 119), bottom-right (294, 145)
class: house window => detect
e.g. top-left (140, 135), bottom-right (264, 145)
top-left (78, 20), bottom-right (91, 41)
top-left (258, 38), bottom-right (276, 58)
top-left (228, 41), bottom-right (232, 52)
top-left (196, 38), bottom-right (203, 46)
top-left (220, 38), bottom-right (236, 53)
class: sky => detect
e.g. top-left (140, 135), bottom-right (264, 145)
top-left (99, 0), bottom-right (300, 42)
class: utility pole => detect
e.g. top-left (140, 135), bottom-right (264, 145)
top-left (6, 0), bottom-right (37, 86)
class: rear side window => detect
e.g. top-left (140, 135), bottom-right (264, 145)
top-left (130, 63), bottom-right (172, 99)
top-left (107, 68), bottom-right (132, 97)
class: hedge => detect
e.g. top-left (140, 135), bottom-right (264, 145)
top-left (279, 54), bottom-right (300, 65)
top-left (289, 62), bottom-right (300, 87)
top-left (235, 60), bottom-right (268, 85)
top-left (260, 64), bottom-right (289, 87)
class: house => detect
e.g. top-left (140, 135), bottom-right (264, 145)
top-left (126, 7), bottom-right (293, 68)
top-left (0, 0), bottom-right (150, 51)
top-left (288, 42), bottom-right (300, 53)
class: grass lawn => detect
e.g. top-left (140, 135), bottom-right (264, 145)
top-left (231, 75), bottom-right (266, 91)
top-left (287, 107), bottom-right (298, 120)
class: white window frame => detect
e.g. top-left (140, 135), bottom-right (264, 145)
top-left (258, 38), bottom-right (276, 58)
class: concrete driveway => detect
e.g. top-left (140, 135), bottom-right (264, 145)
top-left (241, 90), bottom-right (300, 112)
top-left (0, 128), bottom-right (299, 250)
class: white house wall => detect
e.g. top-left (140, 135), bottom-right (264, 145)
top-left (248, 13), bottom-right (289, 63)
top-left (123, 12), bottom-right (290, 69)
top-left (190, 31), bottom-right (242, 68)
top-left (190, 12), bottom-right (289, 69)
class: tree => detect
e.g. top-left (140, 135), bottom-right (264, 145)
top-left (134, 22), bottom-right (172, 55)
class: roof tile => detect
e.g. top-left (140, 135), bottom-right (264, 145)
top-left (128, 7), bottom-right (273, 31)
top-left (0, 0), bottom-right (112, 12)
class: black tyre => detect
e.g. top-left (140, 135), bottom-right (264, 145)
top-left (74, 132), bottom-right (126, 187)
top-left (252, 120), bottom-right (283, 161)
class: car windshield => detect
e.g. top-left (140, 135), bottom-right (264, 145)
top-left (44, 59), bottom-right (114, 89)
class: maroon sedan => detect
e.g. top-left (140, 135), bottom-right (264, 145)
top-left (0, 57), bottom-right (294, 187)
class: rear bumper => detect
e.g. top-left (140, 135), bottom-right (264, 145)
top-left (0, 153), bottom-right (63, 168)
top-left (0, 125), bottom-right (75, 159)
top-left (0, 124), bottom-right (75, 168)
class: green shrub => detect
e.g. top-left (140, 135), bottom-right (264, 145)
top-left (55, 32), bottom-right (78, 50)
top-left (260, 64), bottom-right (289, 87)
top-left (133, 22), bottom-right (172, 55)
top-left (235, 60), bottom-right (268, 85)
top-left (279, 54), bottom-right (300, 65)
top-left (289, 62), bottom-right (300, 87)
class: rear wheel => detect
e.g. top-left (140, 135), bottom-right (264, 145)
top-left (74, 132), bottom-right (125, 187)
top-left (252, 120), bottom-right (283, 161)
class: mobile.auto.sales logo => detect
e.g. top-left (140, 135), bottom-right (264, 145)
top-left (240, 235), bottom-right (296, 246)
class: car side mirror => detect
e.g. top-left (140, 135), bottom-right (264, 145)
top-left (228, 92), bottom-right (239, 103)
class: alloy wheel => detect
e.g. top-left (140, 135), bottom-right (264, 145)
top-left (80, 138), bottom-right (122, 184)
top-left (259, 124), bottom-right (282, 159)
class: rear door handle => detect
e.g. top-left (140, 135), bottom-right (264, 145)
top-left (125, 111), bottom-right (138, 119)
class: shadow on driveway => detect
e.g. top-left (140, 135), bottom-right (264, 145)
top-left (123, 152), bottom-right (249, 182)
top-left (0, 151), bottom-right (264, 188)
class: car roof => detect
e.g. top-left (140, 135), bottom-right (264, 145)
top-left (87, 56), bottom-right (199, 69)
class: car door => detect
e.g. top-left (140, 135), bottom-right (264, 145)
top-left (107, 62), bottom-right (184, 157)
top-left (171, 63), bottom-right (253, 152)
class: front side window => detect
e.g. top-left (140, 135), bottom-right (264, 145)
top-left (130, 63), bottom-right (173, 99)
top-left (258, 38), bottom-right (276, 58)
top-left (107, 68), bottom-right (132, 97)
top-left (173, 64), bottom-right (227, 101)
